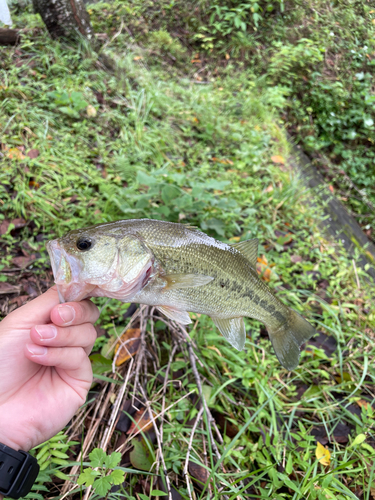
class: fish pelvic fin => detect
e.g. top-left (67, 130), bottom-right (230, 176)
top-left (267, 309), bottom-right (316, 371)
top-left (231, 238), bottom-right (258, 268)
top-left (157, 305), bottom-right (192, 325)
top-left (211, 316), bottom-right (246, 351)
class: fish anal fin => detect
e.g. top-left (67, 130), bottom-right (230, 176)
top-left (211, 316), bottom-right (246, 351)
top-left (231, 238), bottom-right (258, 268)
top-left (267, 309), bottom-right (316, 371)
top-left (164, 273), bottom-right (214, 290)
top-left (157, 305), bottom-right (192, 325)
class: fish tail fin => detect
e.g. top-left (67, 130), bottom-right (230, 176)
top-left (267, 309), bottom-right (316, 371)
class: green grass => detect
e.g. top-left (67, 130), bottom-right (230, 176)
top-left (1, 5), bottom-right (375, 500)
top-left (78, 0), bottom-right (375, 240)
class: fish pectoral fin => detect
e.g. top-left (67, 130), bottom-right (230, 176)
top-left (164, 273), bottom-right (214, 290)
top-left (157, 305), bottom-right (192, 325)
top-left (267, 309), bottom-right (316, 371)
top-left (211, 316), bottom-right (246, 351)
top-left (231, 238), bottom-right (258, 268)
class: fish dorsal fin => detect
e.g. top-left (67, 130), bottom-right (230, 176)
top-left (182, 224), bottom-right (199, 230)
top-left (211, 316), bottom-right (246, 351)
top-left (157, 305), bottom-right (192, 325)
top-left (164, 273), bottom-right (214, 290)
top-left (231, 238), bottom-right (258, 268)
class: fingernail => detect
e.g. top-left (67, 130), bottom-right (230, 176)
top-left (35, 325), bottom-right (57, 340)
top-left (57, 305), bottom-right (75, 324)
top-left (27, 344), bottom-right (47, 356)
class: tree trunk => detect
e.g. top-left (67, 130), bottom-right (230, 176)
top-left (0, 28), bottom-right (20, 45)
top-left (31, 0), bottom-right (94, 41)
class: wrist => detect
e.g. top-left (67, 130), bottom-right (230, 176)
top-left (0, 430), bottom-right (30, 453)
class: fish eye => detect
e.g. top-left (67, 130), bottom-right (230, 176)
top-left (76, 237), bottom-right (92, 251)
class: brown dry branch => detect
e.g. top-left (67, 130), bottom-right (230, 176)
top-left (139, 385), bottom-right (173, 500)
top-left (115, 389), bottom-right (196, 455)
top-left (82, 374), bottom-right (128, 500)
top-left (132, 306), bottom-right (148, 407)
top-left (101, 357), bottom-right (135, 451)
top-left (61, 380), bottom-right (113, 496)
top-left (149, 306), bottom-right (159, 364)
top-left (56, 306), bottom-right (237, 498)
top-left (157, 343), bottom-right (178, 474)
top-left (179, 326), bottom-right (224, 460)
top-left (201, 416), bottom-right (213, 497)
top-left (178, 325), bottom-right (231, 499)
top-left (183, 407), bottom-right (204, 500)
top-left (110, 304), bottom-right (147, 367)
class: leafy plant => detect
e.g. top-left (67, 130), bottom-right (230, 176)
top-left (47, 91), bottom-right (88, 119)
top-left (33, 431), bottom-right (75, 476)
top-left (8, 432), bottom-right (77, 500)
top-left (148, 30), bottom-right (186, 58)
top-left (267, 39), bottom-right (325, 82)
top-left (195, 0), bottom-right (285, 49)
top-left (77, 448), bottom-right (125, 496)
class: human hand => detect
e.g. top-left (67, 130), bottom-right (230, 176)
top-left (0, 287), bottom-right (99, 452)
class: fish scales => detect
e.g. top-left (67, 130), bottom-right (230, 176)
top-left (133, 222), bottom-right (286, 324)
top-left (47, 218), bottom-right (316, 370)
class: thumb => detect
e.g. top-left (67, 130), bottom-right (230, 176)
top-left (4, 286), bottom-right (60, 328)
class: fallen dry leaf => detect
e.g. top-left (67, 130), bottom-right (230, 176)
top-left (188, 461), bottom-right (209, 488)
top-left (315, 442), bottom-right (330, 466)
top-left (0, 283), bottom-right (21, 295)
top-left (12, 255), bottom-right (36, 268)
top-left (114, 328), bottom-right (141, 366)
top-left (357, 399), bottom-right (373, 411)
top-left (27, 149), bottom-right (39, 159)
top-left (257, 255), bottom-right (268, 266)
top-left (256, 255), bottom-right (273, 282)
top-left (86, 105), bottom-right (97, 117)
top-left (264, 184), bottom-right (274, 193)
top-left (7, 148), bottom-right (26, 160)
top-left (212, 157), bottom-right (233, 165)
top-left (11, 218), bottom-right (27, 229)
top-left (291, 255), bottom-right (302, 263)
top-left (9, 295), bottom-right (29, 307)
top-left (0, 220), bottom-right (10, 235)
top-left (271, 155), bottom-right (285, 165)
top-left (127, 408), bottom-right (155, 435)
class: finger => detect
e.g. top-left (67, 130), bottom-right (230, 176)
top-left (30, 323), bottom-right (98, 355)
top-left (24, 344), bottom-right (93, 386)
top-left (4, 286), bottom-right (59, 328)
top-left (50, 299), bottom-right (100, 327)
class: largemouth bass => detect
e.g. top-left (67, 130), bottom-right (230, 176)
top-left (47, 219), bottom-right (316, 370)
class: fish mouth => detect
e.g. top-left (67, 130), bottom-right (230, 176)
top-left (47, 239), bottom-right (95, 303)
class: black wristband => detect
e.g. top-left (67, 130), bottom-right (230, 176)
top-left (0, 443), bottom-right (39, 499)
